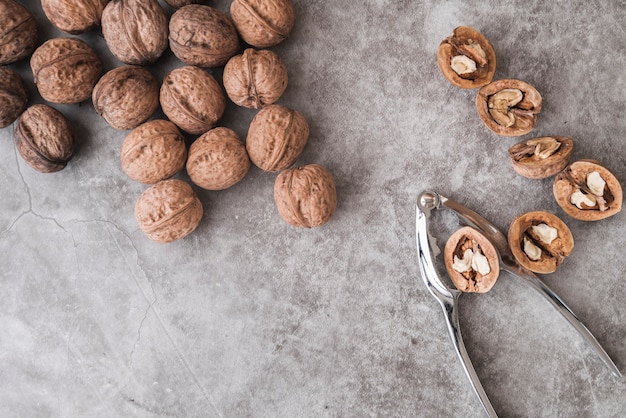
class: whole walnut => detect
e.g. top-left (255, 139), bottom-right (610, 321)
top-left (92, 66), bottom-right (160, 130)
top-left (274, 164), bottom-right (337, 228)
top-left (223, 48), bottom-right (288, 109)
top-left (0, 68), bottom-right (28, 128)
top-left (41, 0), bottom-right (109, 34)
top-left (101, 0), bottom-right (168, 65)
top-left (230, 0), bottom-right (295, 48)
top-left (160, 66), bottom-right (225, 135)
top-left (121, 120), bottom-right (187, 184)
top-left (0, 0), bottom-right (38, 65)
top-left (246, 104), bottom-right (308, 172)
top-left (135, 179), bottom-right (203, 243)
top-left (31, 37), bottom-right (102, 104)
top-left (169, 5), bottom-right (240, 68)
top-left (186, 127), bottom-right (250, 190)
top-left (14, 104), bottom-right (75, 173)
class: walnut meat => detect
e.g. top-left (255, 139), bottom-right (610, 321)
top-left (186, 127), bottom-right (250, 191)
top-left (230, 0), bottom-right (295, 48)
top-left (31, 37), bottom-right (102, 104)
top-left (169, 5), bottom-right (239, 68)
top-left (41, 0), bottom-right (109, 34)
top-left (92, 66), bottom-right (159, 130)
top-left (508, 136), bottom-right (574, 179)
top-left (223, 48), bottom-right (288, 109)
top-left (14, 104), bottom-right (75, 173)
top-left (246, 104), bottom-right (309, 172)
top-left (0, 0), bottom-right (38, 65)
top-left (274, 164), bottom-right (337, 228)
top-left (135, 179), bottom-right (203, 243)
top-left (120, 120), bottom-right (187, 184)
top-left (101, 0), bottom-right (168, 65)
top-left (0, 68), bottom-right (28, 128)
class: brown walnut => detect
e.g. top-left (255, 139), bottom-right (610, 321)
top-left (274, 164), bottom-right (337, 228)
top-left (164, 0), bottom-right (209, 8)
top-left (135, 179), bottom-right (203, 243)
top-left (0, 0), bottom-right (38, 65)
top-left (246, 104), bottom-right (309, 172)
top-left (92, 65), bottom-right (159, 130)
top-left (0, 68), bottom-right (28, 128)
top-left (120, 120), bottom-right (187, 184)
top-left (444, 226), bottom-right (500, 293)
top-left (14, 104), bottom-right (75, 173)
top-left (508, 136), bottom-right (573, 179)
top-left (230, 0), bottom-right (295, 48)
top-left (437, 26), bottom-right (496, 89)
top-left (41, 0), bottom-right (109, 34)
top-left (186, 127), bottom-right (250, 191)
top-left (223, 48), bottom-right (288, 109)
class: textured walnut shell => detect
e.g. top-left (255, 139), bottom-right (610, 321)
top-left (508, 136), bottom-right (574, 179)
top-left (223, 48), bottom-right (288, 109)
top-left (92, 66), bottom-right (159, 130)
top-left (553, 160), bottom-right (622, 221)
top-left (160, 66), bottom-right (225, 135)
top-left (121, 120), bottom-right (187, 184)
top-left (0, 0), bottom-right (38, 65)
top-left (437, 26), bottom-right (496, 89)
top-left (41, 0), bottom-right (109, 34)
top-left (508, 211), bottom-right (574, 274)
top-left (101, 0), bottom-right (168, 65)
top-left (274, 164), bottom-right (337, 228)
top-left (230, 0), bottom-right (295, 48)
top-left (14, 104), bottom-right (75, 173)
top-left (0, 68), bottom-right (28, 128)
top-left (135, 179), bottom-right (203, 243)
top-left (169, 5), bottom-right (240, 68)
top-left (31, 37), bottom-right (102, 104)
top-left (443, 226), bottom-right (500, 293)
top-left (246, 104), bottom-right (308, 172)
top-left (476, 79), bottom-right (542, 137)
top-left (186, 127), bottom-right (250, 191)
top-left (164, 0), bottom-right (209, 8)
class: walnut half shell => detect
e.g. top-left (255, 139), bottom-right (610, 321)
top-left (508, 136), bottom-right (574, 179)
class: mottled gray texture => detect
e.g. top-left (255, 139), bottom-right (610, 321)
top-left (1, 0), bottom-right (625, 417)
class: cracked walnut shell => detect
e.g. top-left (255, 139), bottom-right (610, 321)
top-left (0, 0), bottom-right (38, 65)
top-left (230, 0), bottom-right (295, 48)
top-left (0, 68), bottom-right (28, 129)
top-left (41, 0), bottom-right (109, 34)
top-left (508, 136), bottom-right (573, 179)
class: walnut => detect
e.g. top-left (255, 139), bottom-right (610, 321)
top-left (437, 26), bottom-right (496, 89)
top-left (444, 226), bottom-right (500, 293)
top-left (160, 66), bottom-right (226, 135)
top-left (30, 37), bottom-right (102, 104)
top-left (0, 0), bottom-right (38, 65)
top-left (41, 0), bottom-right (109, 34)
top-left (120, 120), bottom-right (187, 184)
top-left (135, 179), bottom-right (203, 243)
top-left (101, 0), bottom-right (168, 65)
top-left (169, 5), bottom-right (240, 68)
top-left (92, 65), bottom-right (160, 130)
top-left (230, 0), bottom-right (295, 48)
top-left (14, 104), bottom-right (75, 173)
top-left (0, 68), bottom-right (28, 129)
top-left (274, 164), bottom-right (337, 228)
top-left (246, 104), bottom-right (308, 172)
top-left (186, 127), bottom-right (250, 190)
top-left (163, 0), bottom-right (209, 8)
top-left (508, 136), bottom-right (574, 179)
top-left (223, 48), bottom-right (288, 109)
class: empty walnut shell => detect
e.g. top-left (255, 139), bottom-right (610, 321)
top-left (41, 0), bottom-right (109, 34)
top-left (274, 164), bottom-right (337, 228)
top-left (246, 104), bottom-right (309, 172)
top-left (443, 226), bottom-right (500, 293)
top-left (169, 5), bottom-right (239, 68)
top-left (14, 104), bottom-right (75, 173)
top-left (508, 136), bottom-right (574, 179)
top-left (160, 66), bottom-right (226, 135)
top-left (0, 0), bottom-right (38, 65)
top-left (223, 48), bottom-right (288, 109)
top-left (121, 120), bottom-right (187, 184)
top-left (476, 79), bottom-right (542, 137)
top-left (553, 160), bottom-right (622, 221)
top-left (508, 211), bottom-right (574, 274)
top-left (31, 37), bottom-right (102, 104)
top-left (437, 26), bottom-right (496, 89)
top-left (101, 0), bottom-right (168, 65)
top-left (230, 0), bottom-right (295, 48)
top-left (92, 66), bottom-right (160, 130)
top-left (135, 179), bottom-right (203, 243)
top-left (0, 68), bottom-right (28, 128)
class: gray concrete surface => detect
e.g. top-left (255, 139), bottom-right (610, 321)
top-left (1, 0), bottom-right (625, 416)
